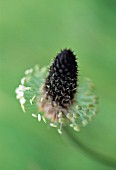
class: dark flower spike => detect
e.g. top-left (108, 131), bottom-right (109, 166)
top-left (45, 49), bottom-right (77, 106)
top-left (15, 49), bottom-right (98, 134)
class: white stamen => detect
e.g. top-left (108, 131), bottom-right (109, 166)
top-left (18, 85), bottom-right (26, 91)
top-left (17, 85), bottom-right (31, 92)
top-left (21, 104), bottom-right (26, 112)
top-left (16, 91), bottom-right (24, 99)
top-left (30, 95), bottom-right (35, 105)
top-left (74, 125), bottom-right (80, 132)
top-left (70, 124), bottom-right (74, 127)
top-left (21, 77), bottom-right (26, 85)
top-left (32, 113), bottom-right (37, 118)
top-left (50, 123), bottom-right (57, 127)
top-left (40, 98), bottom-right (43, 102)
top-left (25, 87), bottom-right (31, 91)
top-left (42, 116), bottom-right (46, 123)
top-left (20, 98), bottom-right (26, 105)
top-left (58, 129), bottom-right (62, 134)
top-left (25, 68), bottom-right (33, 75)
top-left (58, 112), bottom-right (62, 118)
top-left (15, 88), bottom-right (20, 94)
top-left (38, 114), bottom-right (41, 121)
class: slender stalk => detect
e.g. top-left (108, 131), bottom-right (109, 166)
top-left (64, 127), bottom-right (116, 169)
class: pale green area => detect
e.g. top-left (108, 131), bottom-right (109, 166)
top-left (0, 0), bottom-right (116, 169)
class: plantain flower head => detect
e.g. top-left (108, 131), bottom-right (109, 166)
top-left (15, 49), bottom-right (98, 134)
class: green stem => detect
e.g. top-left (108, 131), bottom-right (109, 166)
top-left (64, 127), bottom-right (116, 169)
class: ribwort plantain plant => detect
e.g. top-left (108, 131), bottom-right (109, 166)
top-left (15, 49), bottom-right (98, 134)
top-left (15, 49), bottom-right (116, 168)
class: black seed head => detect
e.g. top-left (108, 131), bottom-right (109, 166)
top-left (44, 49), bottom-right (78, 107)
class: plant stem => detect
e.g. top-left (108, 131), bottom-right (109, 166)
top-left (64, 127), bottom-right (116, 169)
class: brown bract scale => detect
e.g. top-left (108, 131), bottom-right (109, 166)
top-left (39, 49), bottom-right (78, 122)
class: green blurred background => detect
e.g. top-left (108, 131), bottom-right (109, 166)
top-left (0, 0), bottom-right (116, 169)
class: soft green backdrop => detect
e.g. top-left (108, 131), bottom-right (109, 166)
top-left (0, 0), bottom-right (116, 169)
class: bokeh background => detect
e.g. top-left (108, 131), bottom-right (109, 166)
top-left (0, 0), bottom-right (116, 169)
